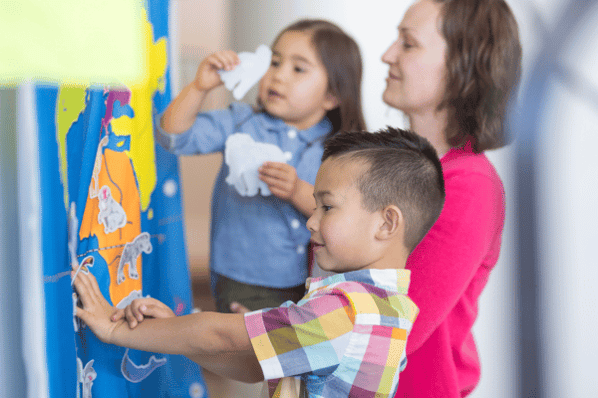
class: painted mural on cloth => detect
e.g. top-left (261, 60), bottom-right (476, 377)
top-left (36, 1), bottom-right (209, 397)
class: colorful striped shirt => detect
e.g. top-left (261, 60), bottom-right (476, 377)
top-left (245, 269), bottom-right (418, 397)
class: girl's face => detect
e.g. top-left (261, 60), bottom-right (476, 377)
top-left (382, 0), bottom-right (448, 116)
top-left (258, 30), bottom-right (338, 130)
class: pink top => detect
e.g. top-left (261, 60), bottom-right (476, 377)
top-left (394, 142), bottom-right (505, 397)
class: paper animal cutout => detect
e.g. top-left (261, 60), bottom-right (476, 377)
top-left (89, 136), bottom-right (109, 199)
top-left (115, 289), bottom-right (146, 309)
top-left (117, 232), bottom-right (153, 284)
top-left (77, 358), bottom-right (97, 398)
top-left (97, 185), bottom-right (127, 234)
top-left (218, 44), bottom-right (272, 100)
top-left (224, 133), bottom-right (287, 197)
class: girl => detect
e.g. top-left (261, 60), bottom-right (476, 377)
top-left (380, 0), bottom-right (522, 396)
top-left (155, 19), bottom-right (366, 313)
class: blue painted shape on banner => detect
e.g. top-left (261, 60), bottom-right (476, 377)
top-left (112, 100), bottom-right (135, 119)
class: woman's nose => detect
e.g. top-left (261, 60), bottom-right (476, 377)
top-left (382, 41), bottom-right (399, 64)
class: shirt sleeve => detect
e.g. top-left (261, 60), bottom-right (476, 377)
top-left (405, 169), bottom-right (505, 353)
top-left (244, 292), bottom-right (354, 380)
top-left (153, 102), bottom-right (254, 155)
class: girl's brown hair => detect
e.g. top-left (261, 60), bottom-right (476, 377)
top-left (435, 0), bottom-right (522, 152)
top-left (273, 19), bottom-right (367, 139)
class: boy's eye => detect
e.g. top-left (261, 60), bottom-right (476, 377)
top-left (322, 205), bottom-right (332, 212)
top-left (271, 59), bottom-right (280, 67)
top-left (294, 66), bottom-right (305, 73)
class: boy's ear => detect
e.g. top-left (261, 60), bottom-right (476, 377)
top-left (375, 205), bottom-right (403, 241)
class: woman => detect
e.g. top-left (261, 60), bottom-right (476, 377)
top-left (382, 0), bottom-right (522, 397)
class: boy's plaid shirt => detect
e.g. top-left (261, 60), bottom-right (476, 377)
top-left (245, 269), bottom-right (418, 398)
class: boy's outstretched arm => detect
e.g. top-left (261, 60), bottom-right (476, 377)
top-left (73, 271), bottom-right (263, 383)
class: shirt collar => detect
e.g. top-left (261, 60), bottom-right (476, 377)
top-left (306, 269), bottom-right (411, 295)
top-left (262, 112), bottom-right (332, 143)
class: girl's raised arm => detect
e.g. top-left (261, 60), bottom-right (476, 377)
top-left (161, 51), bottom-right (240, 134)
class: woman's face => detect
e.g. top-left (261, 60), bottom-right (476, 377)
top-left (382, 0), bottom-right (448, 116)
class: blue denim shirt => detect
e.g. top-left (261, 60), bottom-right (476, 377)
top-left (154, 102), bottom-right (331, 287)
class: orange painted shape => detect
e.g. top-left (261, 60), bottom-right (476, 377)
top-left (79, 147), bottom-right (144, 306)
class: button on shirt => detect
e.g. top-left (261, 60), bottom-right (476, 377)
top-left (154, 102), bottom-right (331, 288)
top-left (245, 269), bottom-right (419, 398)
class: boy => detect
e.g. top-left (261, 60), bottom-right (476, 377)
top-left (73, 127), bottom-right (445, 397)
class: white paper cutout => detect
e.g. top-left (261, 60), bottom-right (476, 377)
top-left (115, 289), bottom-right (147, 309)
top-left (224, 133), bottom-right (287, 197)
top-left (89, 136), bottom-right (109, 199)
top-left (76, 358), bottom-right (97, 398)
top-left (68, 202), bottom-right (79, 269)
top-left (218, 44), bottom-right (272, 100)
top-left (117, 232), bottom-right (153, 285)
top-left (97, 185), bottom-right (127, 234)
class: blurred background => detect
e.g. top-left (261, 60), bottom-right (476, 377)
top-left (168, 0), bottom-right (598, 396)
top-left (2, 0), bottom-right (598, 397)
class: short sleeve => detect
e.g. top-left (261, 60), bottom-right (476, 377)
top-left (244, 292), bottom-right (354, 380)
top-left (153, 102), bottom-right (254, 155)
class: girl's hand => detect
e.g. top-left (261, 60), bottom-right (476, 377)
top-left (72, 271), bottom-right (121, 344)
top-left (258, 162), bottom-right (299, 202)
top-left (112, 298), bottom-right (175, 329)
top-left (194, 50), bottom-right (240, 92)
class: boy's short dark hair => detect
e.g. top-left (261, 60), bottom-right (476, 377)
top-left (322, 127), bottom-right (445, 251)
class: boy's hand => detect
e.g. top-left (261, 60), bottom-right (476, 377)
top-left (72, 271), bottom-right (121, 344)
top-left (112, 298), bottom-right (175, 329)
top-left (259, 162), bottom-right (299, 202)
top-left (194, 51), bottom-right (240, 92)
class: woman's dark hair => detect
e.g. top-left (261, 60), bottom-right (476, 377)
top-left (435, 0), bottom-right (522, 152)
top-left (272, 19), bottom-right (367, 139)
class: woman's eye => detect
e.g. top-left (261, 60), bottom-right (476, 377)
top-left (294, 66), bottom-right (305, 73)
top-left (322, 205), bottom-right (332, 212)
top-left (271, 60), bottom-right (280, 67)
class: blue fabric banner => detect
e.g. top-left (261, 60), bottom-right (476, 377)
top-left (34, 1), bottom-right (209, 397)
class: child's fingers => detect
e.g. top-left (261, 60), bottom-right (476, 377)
top-left (131, 301), bottom-right (145, 322)
top-left (259, 173), bottom-right (292, 191)
top-left (142, 303), bottom-right (175, 319)
top-left (230, 301), bottom-right (250, 314)
top-left (260, 163), bottom-right (295, 181)
top-left (111, 308), bottom-right (125, 322)
top-left (260, 162), bottom-right (291, 173)
top-left (124, 305), bottom-right (140, 329)
top-left (259, 167), bottom-right (288, 182)
top-left (75, 305), bottom-right (91, 324)
top-left (217, 51), bottom-right (240, 70)
top-left (85, 270), bottom-right (104, 299)
top-left (72, 272), bottom-right (95, 308)
top-left (210, 51), bottom-right (240, 71)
